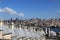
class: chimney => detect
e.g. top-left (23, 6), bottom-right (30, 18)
top-left (45, 28), bottom-right (48, 34)
top-left (33, 27), bottom-right (36, 32)
top-left (19, 25), bottom-right (22, 29)
top-left (11, 22), bottom-right (14, 30)
top-left (0, 19), bottom-right (3, 27)
top-left (48, 28), bottom-right (50, 37)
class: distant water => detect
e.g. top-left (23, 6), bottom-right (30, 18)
top-left (43, 27), bottom-right (60, 32)
top-left (50, 28), bottom-right (60, 32)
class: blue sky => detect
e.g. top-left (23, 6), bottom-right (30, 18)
top-left (0, 0), bottom-right (60, 19)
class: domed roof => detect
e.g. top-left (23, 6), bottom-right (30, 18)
top-left (30, 29), bottom-right (37, 39)
top-left (50, 31), bottom-right (57, 36)
top-left (0, 26), bottom-right (12, 35)
top-left (13, 28), bottom-right (26, 39)
top-left (11, 30), bottom-right (16, 37)
top-left (24, 29), bottom-right (32, 38)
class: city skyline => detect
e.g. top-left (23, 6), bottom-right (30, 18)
top-left (0, 0), bottom-right (60, 19)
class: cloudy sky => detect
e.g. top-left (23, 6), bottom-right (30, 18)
top-left (0, 0), bottom-right (60, 19)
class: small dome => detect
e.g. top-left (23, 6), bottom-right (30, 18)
top-left (50, 31), bottom-right (57, 36)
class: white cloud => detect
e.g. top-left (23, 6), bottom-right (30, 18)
top-left (18, 13), bottom-right (24, 17)
top-left (3, 7), bottom-right (17, 15)
top-left (0, 9), bottom-right (3, 13)
top-left (58, 11), bottom-right (60, 13)
top-left (0, 7), bottom-right (17, 15)
top-left (0, 7), bottom-right (25, 17)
